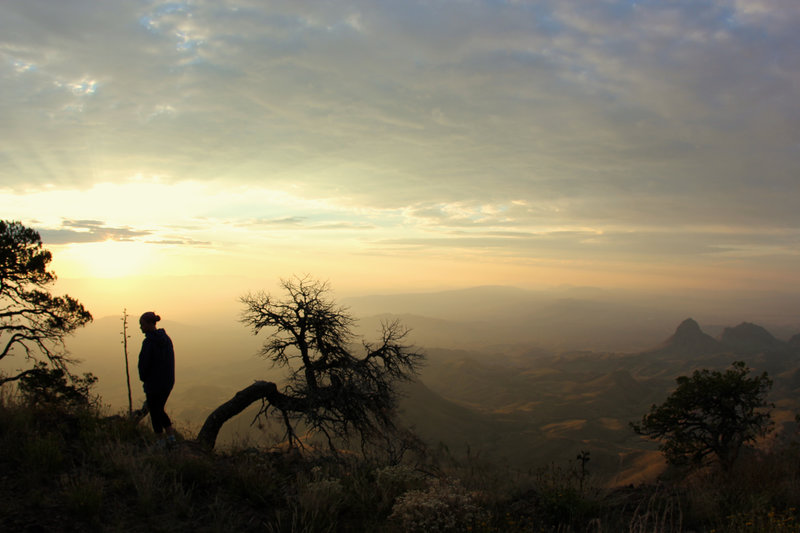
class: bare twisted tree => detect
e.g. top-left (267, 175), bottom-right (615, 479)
top-left (197, 276), bottom-right (423, 451)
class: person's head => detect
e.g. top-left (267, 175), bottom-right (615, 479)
top-left (139, 311), bottom-right (161, 333)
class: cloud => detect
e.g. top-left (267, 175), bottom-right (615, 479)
top-left (241, 217), bottom-right (308, 228)
top-left (146, 238), bottom-right (212, 246)
top-left (39, 220), bottom-right (152, 244)
top-left (238, 216), bottom-right (374, 231)
top-left (38, 219), bottom-right (215, 247)
top-left (372, 225), bottom-right (800, 264)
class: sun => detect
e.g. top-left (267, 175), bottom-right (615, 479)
top-left (54, 240), bottom-right (154, 279)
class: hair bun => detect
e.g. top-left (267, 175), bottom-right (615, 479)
top-left (140, 311), bottom-right (161, 324)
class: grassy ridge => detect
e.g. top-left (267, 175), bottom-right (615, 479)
top-left (2, 391), bottom-right (800, 532)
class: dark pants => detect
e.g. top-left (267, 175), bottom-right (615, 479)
top-left (145, 389), bottom-right (172, 434)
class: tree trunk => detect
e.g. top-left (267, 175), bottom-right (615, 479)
top-left (196, 380), bottom-right (280, 450)
top-left (195, 380), bottom-right (313, 451)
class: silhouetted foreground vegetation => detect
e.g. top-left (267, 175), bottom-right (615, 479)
top-left (2, 387), bottom-right (800, 533)
top-left (0, 220), bottom-right (92, 386)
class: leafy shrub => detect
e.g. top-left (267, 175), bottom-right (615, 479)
top-left (390, 478), bottom-right (490, 533)
top-left (18, 362), bottom-right (98, 411)
top-left (376, 464), bottom-right (428, 501)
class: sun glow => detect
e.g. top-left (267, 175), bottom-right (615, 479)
top-left (54, 240), bottom-right (155, 279)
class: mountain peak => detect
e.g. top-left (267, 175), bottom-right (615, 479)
top-left (647, 318), bottom-right (723, 356)
top-left (788, 333), bottom-right (800, 349)
top-left (675, 318), bottom-right (702, 336)
top-left (720, 322), bottom-right (785, 354)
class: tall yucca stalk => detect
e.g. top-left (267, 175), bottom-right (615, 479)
top-left (121, 309), bottom-right (133, 416)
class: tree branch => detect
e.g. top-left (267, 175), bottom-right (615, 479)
top-left (195, 380), bottom-right (311, 450)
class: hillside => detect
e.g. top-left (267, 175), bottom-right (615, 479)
top-left (4, 397), bottom-right (800, 532)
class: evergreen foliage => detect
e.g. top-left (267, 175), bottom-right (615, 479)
top-left (0, 220), bottom-right (92, 384)
top-left (632, 361), bottom-right (774, 470)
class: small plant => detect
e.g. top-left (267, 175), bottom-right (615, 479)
top-left (528, 459), bottom-right (601, 529)
top-left (390, 477), bottom-right (490, 533)
top-left (718, 508), bottom-right (800, 532)
top-left (576, 450), bottom-right (590, 493)
top-left (376, 463), bottom-right (428, 501)
top-left (127, 457), bottom-right (160, 511)
top-left (298, 476), bottom-right (346, 526)
top-left (628, 486), bottom-right (684, 533)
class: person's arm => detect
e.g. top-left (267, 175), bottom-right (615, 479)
top-left (138, 339), bottom-right (152, 383)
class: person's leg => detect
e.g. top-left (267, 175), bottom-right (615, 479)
top-left (145, 391), bottom-right (171, 434)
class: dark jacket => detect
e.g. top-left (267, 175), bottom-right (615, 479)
top-left (138, 329), bottom-right (175, 394)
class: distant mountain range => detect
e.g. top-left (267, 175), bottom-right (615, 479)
top-left (401, 316), bottom-right (800, 486)
top-left (345, 285), bottom-right (800, 353)
top-left (649, 317), bottom-right (799, 357)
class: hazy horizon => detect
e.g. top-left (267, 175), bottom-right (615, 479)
top-left (57, 278), bottom-right (800, 333)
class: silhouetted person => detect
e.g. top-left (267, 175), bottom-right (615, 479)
top-left (138, 311), bottom-right (176, 448)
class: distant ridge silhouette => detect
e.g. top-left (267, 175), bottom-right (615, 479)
top-left (720, 322), bottom-right (787, 354)
top-left (789, 333), bottom-right (800, 350)
top-left (648, 318), bottom-right (723, 356)
top-left (644, 318), bottom-right (800, 361)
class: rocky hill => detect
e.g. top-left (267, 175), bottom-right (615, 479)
top-left (720, 321), bottom-right (791, 354)
top-left (647, 318), bottom-right (723, 357)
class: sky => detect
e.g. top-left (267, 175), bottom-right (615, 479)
top-left (2, 0), bottom-right (800, 321)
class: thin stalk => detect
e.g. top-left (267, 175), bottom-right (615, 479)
top-left (121, 309), bottom-right (133, 416)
